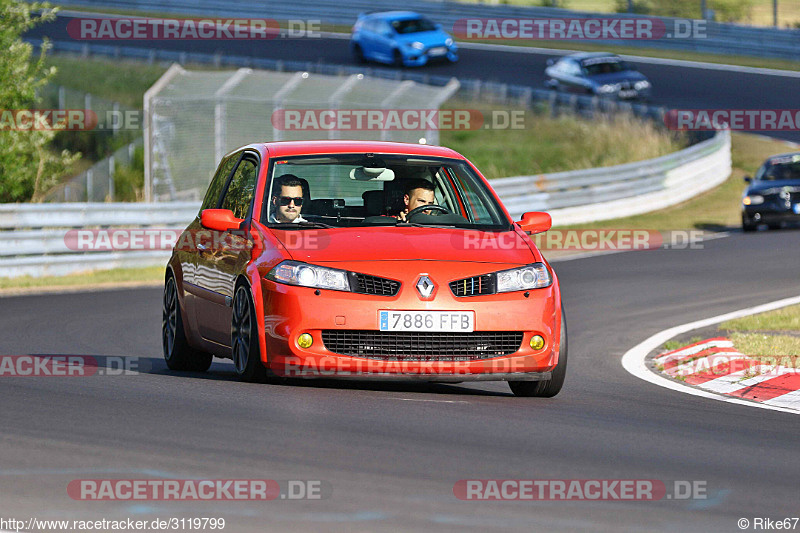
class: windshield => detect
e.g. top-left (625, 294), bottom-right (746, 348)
top-left (757, 158), bottom-right (800, 181)
top-left (581, 58), bottom-right (630, 76)
top-left (392, 18), bottom-right (437, 34)
top-left (262, 153), bottom-right (510, 230)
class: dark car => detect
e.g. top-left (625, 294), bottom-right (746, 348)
top-left (544, 52), bottom-right (651, 100)
top-left (742, 152), bottom-right (800, 231)
top-left (350, 11), bottom-right (458, 67)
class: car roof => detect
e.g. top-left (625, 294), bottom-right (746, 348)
top-left (564, 52), bottom-right (621, 61)
top-left (361, 11), bottom-right (423, 21)
top-left (766, 152), bottom-right (800, 162)
top-left (241, 140), bottom-right (464, 159)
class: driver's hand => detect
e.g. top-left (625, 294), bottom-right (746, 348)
top-left (397, 210), bottom-right (408, 222)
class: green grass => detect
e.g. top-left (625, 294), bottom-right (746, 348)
top-left (45, 56), bottom-right (167, 109)
top-left (663, 336), bottom-right (703, 351)
top-left (0, 266), bottom-right (164, 292)
top-left (441, 104), bottom-right (685, 178)
top-left (720, 304), bottom-right (800, 332)
top-left (557, 132), bottom-right (795, 230)
top-left (719, 304), bottom-right (800, 361)
top-left (728, 332), bottom-right (800, 357)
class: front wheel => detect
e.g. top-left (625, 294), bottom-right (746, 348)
top-left (231, 284), bottom-right (267, 383)
top-left (392, 49), bottom-right (404, 67)
top-left (162, 275), bottom-right (213, 372)
top-left (352, 43), bottom-right (366, 64)
top-left (509, 308), bottom-right (567, 398)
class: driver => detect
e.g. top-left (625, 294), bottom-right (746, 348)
top-left (270, 174), bottom-right (307, 223)
top-left (397, 178), bottom-right (436, 222)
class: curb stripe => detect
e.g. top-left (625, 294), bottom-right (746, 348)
top-left (620, 294), bottom-right (800, 416)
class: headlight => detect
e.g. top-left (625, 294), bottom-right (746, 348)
top-left (409, 41), bottom-right (424, 50)
top-left (743, 195), bottom-right (764, 206)
top-left (496, 263), bottom-right (552, 293)
top-left (634, 80), bottom-right (651, 90)
top-left (597, 84), bottom-right (620, 94)
top-left (267, 260), bottom-right (351, 292)
top-left (445, 38), bottom-right (453, 46)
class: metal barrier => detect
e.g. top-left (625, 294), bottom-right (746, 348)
top-left (52, 0), bottom-right (800, 60)
top-left (495, 129), bottom-right (731, 225)
top-left (0, 131), bottom-right (730, 278)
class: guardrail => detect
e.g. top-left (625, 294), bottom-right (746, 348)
top-left (496, 129), bottom-right (731, 225)
top-left (53, 0), bottom-right (800, 60)
top-left (0, 130), bottom-right (730, 278)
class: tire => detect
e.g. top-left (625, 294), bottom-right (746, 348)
top-left (162, 275), bottom-right (213, 372)
top-left (509, 308), bottom-right (567, 398)
top-left (742, 221), bottom-right (757, 232)
top-left (231, 284), bottom-right (267, 383)
top-left (352, 44), bottom-right (366, 64)
top-left (767, 222), bottom-right (781, 230)
top-left (393, 49), bottom-right (404, 67)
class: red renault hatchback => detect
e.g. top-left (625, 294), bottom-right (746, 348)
top-left (162, 140), bottom-right (566, 397)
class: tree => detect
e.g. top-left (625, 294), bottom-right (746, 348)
top-left (0, 0), bottom-right (77, 203)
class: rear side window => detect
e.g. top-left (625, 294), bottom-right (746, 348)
top-left (221, 158), bottom-right (259, 219)
top-left (200, 154), bottom-right (238, 211)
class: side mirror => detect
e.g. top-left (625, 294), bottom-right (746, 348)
top-left (517, 211), bottom-right (552, 234)
top-left (435, 23), bottom-right (442, 30)
top-left (743, 175), bottom-right (752, 183)
top-left (201, 209), bottom-right (243, 232)
top-left (546, 58), bottom-right (555, 66)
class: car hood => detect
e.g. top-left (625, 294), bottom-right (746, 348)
top-left (270, 226), bottom-right (537, 264)
top-left (587, 71), bottom-right (647, 85)
top-left (395, 30), bottom-right (451, 47)
top-left (747, 179), bottom-right (800, 194)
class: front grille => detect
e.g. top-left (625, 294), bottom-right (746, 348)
top-left (450, 274), bottom-right (495, 297)
top-left (350, 273), bottom-right (400, 296)
top-left (321, 330), bottom-right (524, 360)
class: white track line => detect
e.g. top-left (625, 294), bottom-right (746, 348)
top-left (621, 294), bottom-right (800, 415)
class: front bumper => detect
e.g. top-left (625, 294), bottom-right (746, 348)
top-left (256, 261), bottom-right (560, 380)
top-left (743, 203), bottom-right (800, 225)
top-left (401, 46), bottom-right (458, 66)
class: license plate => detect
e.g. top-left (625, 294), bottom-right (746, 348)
top-left (428, 47), bottom-right (447, 57)
top-left (793, 204), bottom-right (800, 214)
top-left (379, 310), bottom-right (474, 332)
top-left (618, 90), bottom-right (637, 98)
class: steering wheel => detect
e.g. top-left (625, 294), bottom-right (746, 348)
top-left (405, 204), bottom-right (451, 220)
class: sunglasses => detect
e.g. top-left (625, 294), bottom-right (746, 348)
top-left (278, 196), bottom-right (304, 206)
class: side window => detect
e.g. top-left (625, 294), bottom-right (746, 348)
top-left (221, 158), bottom-right (258, 220)
top-left (200, 154), bottom-right (238, 211)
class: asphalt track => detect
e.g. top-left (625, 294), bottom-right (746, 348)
top-left (27, 14), bottom-right (800, 143)
top-left (2, 229), bottom-right (799, 532)
top-left (7, 13), bottom-right (800, 533)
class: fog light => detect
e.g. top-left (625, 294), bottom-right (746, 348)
top-left (530, 335), bottom-right (545, 351)
top-left (297, 333), bottom-right (313, 349)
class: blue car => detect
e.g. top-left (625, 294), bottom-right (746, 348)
top-left (351, 11), bottom-right (458, 67)
top-left (544, 52), bottom-right (651, 100)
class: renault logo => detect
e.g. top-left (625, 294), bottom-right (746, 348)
top-left (416, 275), bottom-right (435, 298)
